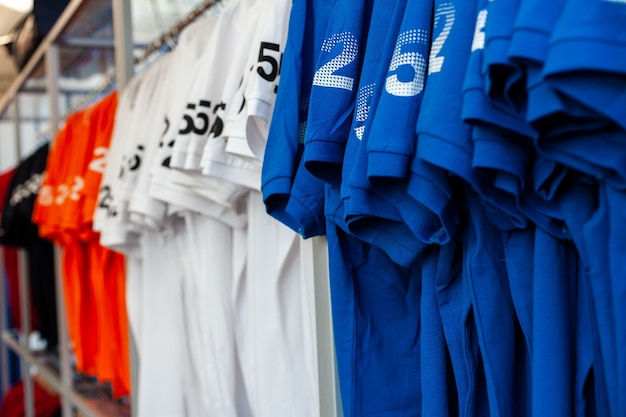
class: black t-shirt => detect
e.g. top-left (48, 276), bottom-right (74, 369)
top-left (0, 143), bottom-right (58, 350)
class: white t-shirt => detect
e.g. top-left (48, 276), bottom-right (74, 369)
top-left (148, 0), bottom-right (258, 224)
top-left (100, 54), bottom-right (175, 254)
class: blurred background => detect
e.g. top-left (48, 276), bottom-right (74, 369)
top-left (0, 0), bottom-right (202, 171)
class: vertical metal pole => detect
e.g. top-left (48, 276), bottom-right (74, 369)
top-left (46, 44), bottom-right (73, 417)
top-left (14, 98), bottom-right (22, 159)
top-left (0, 247), bottom-right (8, 398)
top-left (12, 98), bottom-right (35, 417)
top-left (302, 236), bottom-right (343, 417)
top-left (46, 46), bottom-right (61, 134)
top-left (53, 246), bottom-right (71, 417)
top-left (112, 0), bottom-right (134, 90)
top-left (18, 249), bottom-right (34, 417)
top-left (112, 3), bottom-right (137, 416)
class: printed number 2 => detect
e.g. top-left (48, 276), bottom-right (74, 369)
top-left (55, 176), bottom-right (84, 205)
top-left (429, 3), bottom-right (455, 74)
top-left (385, 29), bottom-right (429, 97)
top-left (313, 32), bottom-right (358, 91)
top-left (88, 147), bottom-right (108, 174)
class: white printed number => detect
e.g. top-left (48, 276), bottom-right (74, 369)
top-left (9, 173), bottom-right (43, 206)
top-left (471, 9), bottom-right (488, 52)
top-left (386, 29), bottom-right (429, 97)
top-left (429, 3), bottom-right (456, 74)
top-left (354, 83), bottom-right (375, 140)
top-left (55, 176), bottom-right (84, 205)
top-left (88, 147), bottom-right (108, 174)
top-left (313, 32), bottom-right (359, 91)
top-left (37, 184), bottom-right (54, 207)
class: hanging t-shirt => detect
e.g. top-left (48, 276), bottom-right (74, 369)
top-left (260, 0), bottom-right (332, 238)
top-left (1, 143), bottom-right (58, 350)
top-left (0, 167), bottom-right (36, 332)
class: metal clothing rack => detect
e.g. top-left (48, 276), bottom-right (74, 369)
top-left (0, 1), bottom-right (342, 417)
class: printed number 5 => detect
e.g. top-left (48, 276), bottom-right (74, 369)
top-left (257, 42), bottom-right (281, 82)
top-left (179, 101), bottom-right (211, 135)
top-left (386, 29), bottom-right (429, 97)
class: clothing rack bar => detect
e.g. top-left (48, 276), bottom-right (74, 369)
top-left (135, 0), bottom-right (220, 65)
top-left (65, 0), bottom-right (222, 120)
top-left (1, 331), bottom-right (109, 417)
top-left (57, 36), bottom-right (116, 49)
top-left (63, 73), bottom-right (116, 118)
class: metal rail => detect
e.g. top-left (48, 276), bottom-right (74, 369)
top-left (1, 331), bottom-right (109, 417)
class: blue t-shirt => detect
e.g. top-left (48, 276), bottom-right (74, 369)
top-left (365, 0), bottom-right (453, 252)
top-left (501, 227), bottom-right (534, 356)
top-left (604, 185), bottom-right (626, 417)
top-left (412, 0), bottom-right (498, 236)
top-left (543, 0), bottom-right (626, 132)
top-left (559, 177), bottom-right (611, 417)
top-left (421, 245), bottom-right (460, 416)
top-left (461, 0), bottom-right (530, 231)
top-left (261, 0), bottom-right (335, 237)
top-left (507, 0), bottom-right (621, 191)
top-left (482, 0), bottom-right (525, 121)
top-left (325, 216), bottom-right (422, 417)
top-left (341, 0), bottom-right (431, 267)
top-left (462, 0), bottom-right (532, 138)
top-left (462, 0), bottom-right (571, 238)
top-left (533, 227), bottom-right (579, 417)
top-left (464, 188), bottom-right (520, 417)
top-left (435, 224), bottom-right (491, 417)
top-left (415, 0), bottom-right (477, 183)
top-left (302, 0), bottom-right (375, 187)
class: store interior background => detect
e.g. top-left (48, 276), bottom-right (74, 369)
top-left (0, 0), bottom-right (202, 172)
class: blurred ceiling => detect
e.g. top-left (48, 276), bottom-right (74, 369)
top-left (0, 1), bottom-right (31, 94)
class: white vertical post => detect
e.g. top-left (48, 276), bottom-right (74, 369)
top-left (302, 236), bottom-right (343, 417)
top-left (46, 44), bottom-right (73, 417)
top-left (111, 3), bottom-right (137, 417)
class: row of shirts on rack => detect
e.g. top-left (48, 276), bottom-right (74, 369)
top-left (260, 0), bottom-right (626, 416)
top-left (31, 0), bottom-right (320, 416)
top-left (3, 0), bottom-right (625, 414)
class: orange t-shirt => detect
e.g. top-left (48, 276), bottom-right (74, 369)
top-left (32, 93), bottom-right (131, 397)
top-left (33, 112), bottom-right (93, 372)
